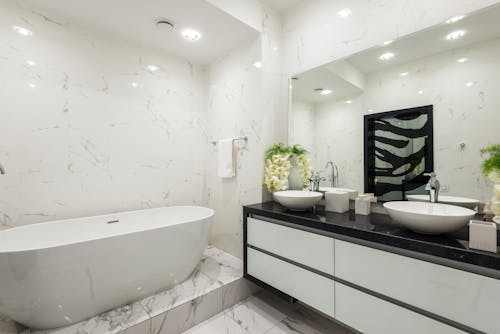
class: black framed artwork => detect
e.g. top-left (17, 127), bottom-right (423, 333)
top-left (364, 105), bottom-right (434, 201)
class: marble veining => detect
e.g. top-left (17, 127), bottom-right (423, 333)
top-left (183, 290), bottom-right (352, 334)
top-left (0, 246), bottom-right (259, 334)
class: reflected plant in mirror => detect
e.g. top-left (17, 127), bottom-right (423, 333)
top-left (289, 4), bottom-right (500, 207)
top-left (263, 143), bottom-right (312, 192)
top-left (481, 144), bottom-right (500, 221)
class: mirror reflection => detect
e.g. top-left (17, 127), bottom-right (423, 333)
top-left (289, 5), bottom-right (500, 205)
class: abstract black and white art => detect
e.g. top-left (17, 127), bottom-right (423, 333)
top-left (364, 106), bottom-right (434, 201)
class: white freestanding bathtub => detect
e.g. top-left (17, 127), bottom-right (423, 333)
top-left (0, 206), bottom-right (214, 330)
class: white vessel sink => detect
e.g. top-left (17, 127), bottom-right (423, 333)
top-left (383, 201), bottom-right (476, 235)
top-left (319, 187), bottom-right (359, 200)
top-left (406, 194), bottom-right (479, 209)
top-left (273, 190), bottom-right (323, 211)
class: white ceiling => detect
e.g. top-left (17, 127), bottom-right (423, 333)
top-left (293, 4), bottom-right (500, 104)
top-left (21, 0), bottom-right (259, 65)
top-left (259, 0), bottom-right (302, 13)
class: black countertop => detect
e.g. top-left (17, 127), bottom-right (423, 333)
top-left (244, 201), bottom-right (500, 274)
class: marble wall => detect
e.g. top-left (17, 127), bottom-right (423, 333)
top-left (292, 38), bottom-right (500, 202)
top-left (206, 3), bottom-right (284, 258)
top-left (0, 1), bottom-right (207, 229)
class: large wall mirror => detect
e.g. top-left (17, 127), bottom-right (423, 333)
top-left (289, 4), bottom-right (500, 203)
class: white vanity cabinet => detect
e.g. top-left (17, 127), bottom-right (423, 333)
top-left (245, 216), bottom-right (499, 334)
top-left (335, 240), bottom-right (500, 334)
top-left (335, 283), bottom-right (465, 334)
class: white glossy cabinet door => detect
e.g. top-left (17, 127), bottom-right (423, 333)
top-left (247, 217), bottom-right (334, 275)
top-left (247, 247), bottom-right (335, 317)
top-left (335, 240), bottom-right (500, 334)
top-left (335, 283), bottom-right (465, 334)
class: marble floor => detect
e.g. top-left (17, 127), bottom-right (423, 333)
top-left (0, 246), bottom-right (259, 334)
top-left (182, 290), bottom-right (355, 334)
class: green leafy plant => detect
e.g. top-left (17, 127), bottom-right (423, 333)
top-left (264, 143), bottom-right (308, 160)
top-left (480, 144), bottom-right (500, 176)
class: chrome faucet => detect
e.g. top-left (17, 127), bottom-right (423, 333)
top-left (325, 161), bottom-right (339, 187)
top-left (309, 171), bottom-right (324, 192)
top-left (0, 162), bottom-right (5, 175)
top-left (424, 172), bottom-right (440, 203)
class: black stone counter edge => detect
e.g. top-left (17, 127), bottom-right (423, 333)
top-left (243, 205), bottom-right (500, 279)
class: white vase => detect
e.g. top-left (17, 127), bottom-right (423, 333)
top-left (288, 155), bottom-right (303, 190)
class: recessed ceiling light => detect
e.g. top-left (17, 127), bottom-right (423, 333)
top-left (147, 65), bottom-right (159, 72)
top-left (13, 26), bottom-right (33, 36)
top-left (446, 30), bottom-right (465, 41)
top-left (367, 109), bottom-right (374, 112)
top-left (383, 40), bottom-right (393, 46)
top-left (320, 89), bottom-right (333, 96)
top-left (131, 82), bottom-right (139, 88)
top-left (464, 81), bottom-right (475, 87)
top-left (445, 15), bottom-right (465, 24)
top-left (456, 57), bottom-right (468, 63)
top-left (253, 61), bottom-right (263, 68)
top-left (400, 72), bottom-right (408, 76)
top-left (337, 8), bottom-right (352, 18)
top-left (28, 83), bottom-right (36, 88)
top-left (379, 52), bottom-right (395, 61)
top-left (345, 100), bottom-right (352, 104)
top-left (26, 60), bottom-right (36, 67)
top-left (182, 29), bottom-right (201, 42)
top-left (418, 90), bottom-right (424, 95)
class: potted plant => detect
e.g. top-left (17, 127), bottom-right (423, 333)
top-left (480, 144), bottom-right (500, 222)
top-left (264, 143), bottom-right (312, 192)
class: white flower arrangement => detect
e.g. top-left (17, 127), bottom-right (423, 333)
top-left (264, 143), bottom-right (312, 192)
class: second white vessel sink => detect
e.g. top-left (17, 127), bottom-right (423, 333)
top-left (273, 190), bottom-right (323, 211)
top-left (406, 194), bottom-right (479, 209)
top-left (383, 201), bottom-right (476, 235)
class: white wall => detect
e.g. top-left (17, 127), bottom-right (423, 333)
top-left (0, 1), bottom-right (207, 229)
top-left (299, 38), bottom-right (500, 202)
top-left (206, 3), bottom-right (284, 258)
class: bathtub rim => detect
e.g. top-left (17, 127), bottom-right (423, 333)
top-left (0, 205), bottom-right (214, 253)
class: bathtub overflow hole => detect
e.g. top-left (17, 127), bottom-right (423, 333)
top-left (107, 220), bottom-right (119, 224)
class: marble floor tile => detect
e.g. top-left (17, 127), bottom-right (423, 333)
top-left (148, 287), bottom-right (222, 334)
top-left (181, 313), bottom-right (248, 334)
top-left (222, 278), bottom-right (261, 310)
top-left (224, 291), bottom-right (299, 334)
top-left (139, 269), bottom-right (221, 318)
top-left (32, 301), bottom-right (150, 334)
top-left (266, 306), bottom-right (354, 334)
top-left (198, 246), bottom-right (243, 285)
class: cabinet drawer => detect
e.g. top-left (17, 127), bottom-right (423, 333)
top-left (247, 247), bottom-right (334, 316)
top-left (335, 240), bottom-right (500, 334)
top-left (335, 283), bottom-right (464, 334)
top-left (247, 217), bottom-right (334, 275)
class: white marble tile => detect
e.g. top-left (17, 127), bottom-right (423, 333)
top-left (148, 287), bottom-right (222, 334)
top-left (198, 246), bottom-right (243, 285)
top-left (181, 313), bottom-right (248, 334)
top-left (139, 269), bottom-right (221, 319)
top-left (266, 306), bottom-right (353, 334)
top-left (224, 291), bottom-right (299, 334)
top-left (32, 301), bottom-right (149, 334)
top-left (222, 278), bottom-right (261, 310)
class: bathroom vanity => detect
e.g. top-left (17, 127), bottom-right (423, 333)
top-left (243, 202), bottom-right (500, 334)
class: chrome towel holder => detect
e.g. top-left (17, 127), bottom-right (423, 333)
top-left (210, 136), bottom-right (248, 146)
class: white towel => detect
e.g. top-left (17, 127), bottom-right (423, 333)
top-left (217, 139), bottom-right (235, 178)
